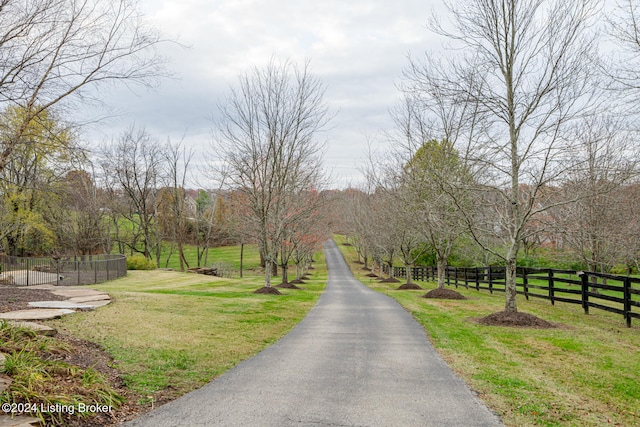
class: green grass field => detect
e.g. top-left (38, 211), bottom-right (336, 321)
top-left (150, 242), bottom-right (261, 273)
top-left (335, 236), bottom-right (640, 427)
top-left (51, 248), bottom-right (326, 406)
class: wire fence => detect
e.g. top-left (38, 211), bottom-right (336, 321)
top-left (0, 254), bottom-right (127, 286)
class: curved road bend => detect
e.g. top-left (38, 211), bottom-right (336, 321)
top-left (124, 240), bottom-right (503, 427)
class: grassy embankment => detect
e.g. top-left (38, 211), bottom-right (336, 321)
top-left (335, 235), bottom-right (639, 427)
top-left (51, 244), bottom-right (327, 406)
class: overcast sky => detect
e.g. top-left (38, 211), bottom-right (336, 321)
top-left (97, 0), bottom-right (444, 188)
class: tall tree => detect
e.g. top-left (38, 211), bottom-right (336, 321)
top-left (0, 105), bottom-right (77, 255)
top-left (215, 58), bottom-right (330, 292)
top-left (0, 0), bottom-right (165, 174)
top-left (404, 0), bottom-right (602, 314)
top-left (99, 126), bottom-right (164, 264)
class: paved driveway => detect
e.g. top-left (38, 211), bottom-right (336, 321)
top-left (125, 240), bottom-right (503, 426)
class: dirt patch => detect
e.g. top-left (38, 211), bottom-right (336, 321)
top-left (276, 283), bottom-right (301, 289)
top-left (477, 311), bottom-right (556, 328)
top-left (51, 334), bottom-right (149, 426)
top-left (253, 286), bottom-right (282, 295)
top-left (0, 286), bottom-right (68, 313)
top-left (396, 283), bottom-right (423, 290)
top-left (378, 277), bottom-right (400, 283)
top-left (423, 288), bottom-right (467, 300)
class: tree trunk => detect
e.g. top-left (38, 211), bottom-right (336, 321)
top-left (505, 254), bottom-right (518, 313)
top-left (405, 262), bottom-right (413, 285)
top-left (437, 256), bottom-right (447, 289)
top-left (281, 263), bottom-right (289, 285)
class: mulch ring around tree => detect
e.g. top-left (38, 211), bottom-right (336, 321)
top-left (378, 277), bottom-right (400, 283)
top-left (253, 286), bottom-right (282, 295)
top-left (396, 283), bottom-right (423, 290)
top-left (476, 311), bottom-right (556, 328)
top-left (423, 288), bottom-right (467, 300)
top-left (0, 286), bottom-right (69, 312)
top-left (275, 283), bottom-right (302, 289)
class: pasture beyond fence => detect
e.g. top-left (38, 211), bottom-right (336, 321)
top-left (0, 254), bottom-right (127, 286)
top-left (388, 265), bottom-right (640, 327)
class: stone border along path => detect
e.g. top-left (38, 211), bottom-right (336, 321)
top-left (0, 286), bottom-right (111, 427)
top-left (124, 240), bottom-right (504, 427)
top-left (0, 285), bottom-right (111, 322)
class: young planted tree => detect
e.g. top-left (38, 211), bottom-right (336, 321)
top-left (215, 58), bottom-right (330, 293)
top-left (404, 0), bottom-right (602, 315)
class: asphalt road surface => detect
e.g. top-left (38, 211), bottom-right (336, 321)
top-left (124, 240), bottom-right (503, 427)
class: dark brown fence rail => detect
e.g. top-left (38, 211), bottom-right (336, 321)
top-left (387, 265), bottom-right (640, 327)
top-left (0, 254), bottom-right (127, 286)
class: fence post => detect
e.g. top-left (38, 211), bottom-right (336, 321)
top-left (475, 267), bottom-right (480, 290)
top-left (454, 267), bottom-right (459, 288)
top-left (446, 267), bottom-right (450, 286)
top-left (464, 268), bottom-right (469, 288)
top-left (548, 269), bottom-right (555, 305)
top-left (523, 267), bottom-right (529, 300)
top-left (579, 271), bottom-right (589, 314)
top-left (488, 267), bottom-right (493, 294)
top-left (624, 278), bottom-right (632, 328)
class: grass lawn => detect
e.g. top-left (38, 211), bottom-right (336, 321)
top-left (156, 243), bottom-right (261, 273)
top-left (336, 236), bottom-right (640, 427)
top-left (50, 250), bottom-right (326, 407)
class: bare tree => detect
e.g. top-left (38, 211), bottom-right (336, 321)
top-left (404, 0), bottom-right (602, 314)
top-left (549, 117), bottom-right (638, 278)
top-left (159, 140), bottom-right (194, 271)
top-left (607, 0), bottom-right (640, 103)
top-left (214, 58), bottom-right (330, 292)
top-left (0, 0), bottom-right (165, 173)
top-left (99, 126), bottom-right (164, 264)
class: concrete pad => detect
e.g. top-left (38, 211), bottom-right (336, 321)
top-left (49, 288), bottom-right (107, 298)
top-left (7, 321), bottom-right (57, 336)
top-left (1, 271), bottom-right (62, 286)
top-left (0, 309), bottom-right (75, 321)
top-left (68, 294), bottom-right (111, 303)
top-left (87, 299), bottom-right (111, 308)
top-left (28, 301), bottom-right (94, 311)
top-left (0, 414), bottom-right (43, 427)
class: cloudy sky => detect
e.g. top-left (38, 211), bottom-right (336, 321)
top-left (100, 0), bottom-right (444, 188)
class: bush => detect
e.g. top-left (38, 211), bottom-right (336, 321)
top-left (126, 254), bottom-right (156, 270)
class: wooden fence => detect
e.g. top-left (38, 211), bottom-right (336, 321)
top-left (387, 265), bottom-right (640, 327)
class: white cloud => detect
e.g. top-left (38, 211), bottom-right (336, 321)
top-left (94, 0), bottom-right (442, 188)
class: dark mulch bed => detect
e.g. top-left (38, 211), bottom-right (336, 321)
top-left (0, 286), bottom-right (68, 312)
top-left (379, 277), bottom-right (400, 283)
top-left (0, 288), bottom-right (151, 426)
top-left (477, 311), bottom-right (556, 328)
top-left (365, 273), bottom-right (379, 278)
top-left (289, 279), bottom-right (306, 285)
top-left (396, 283), bottom-right (423, 290)
top-left (276, 283), bottom-right (301, 289)
top-left (423, 288), bottom-right (467, 300)
top-left (254, 286), bottom-right (282, 295)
